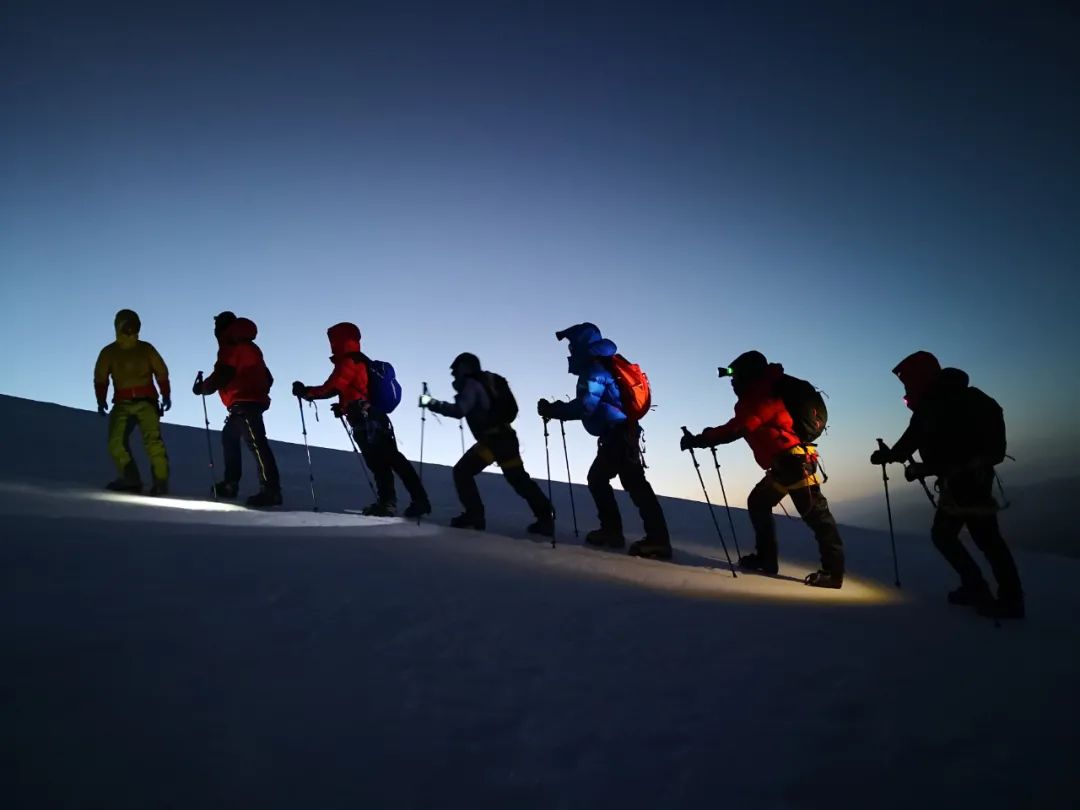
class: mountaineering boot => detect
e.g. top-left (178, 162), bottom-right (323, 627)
top-left (977, 594), bottom-right (1025, 620)
top-left (804, 570), bottom-right (844, 589)
top-left (246, 487), bottom-right (283, 508)
top-left (628, 537), bottom-right (673, 561)
top-left (106, 463), bottom-right (142, 493)
top-left (526, 515), bottom-right (555, 538)
top-left (738, 552), bottom-right (779, 575)
top-left (148, 479), bottom-right (169, 496)
top-left (403, 500), bottom-right (432, 519)
top-left (214, 480), bottom-right (240, 498)
top-left (361, 501), bottom-right (396, 517)
top-left (585, 527), bottom-right (626, 549)
top-left (450, 512), bottom-right (486, 530)
top-left (947, 582), bottom-right (993, 608)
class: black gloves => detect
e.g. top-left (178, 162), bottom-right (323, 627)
top-left (680, 432), bottom-right (703, 451)
top-left (97, 401), bottom-right (108, 416)
top-left (330, 402), bottom-right (343, 419)
top-left (292, 381), bottom-right (307, 398)
top-left (905, 462), bottom-right (930, 482)
top-left (870, 448), bottom-right (893, 465)
top-left (537, 398), bottom-right (555, 419)
top-left (160, 397), bottom-right (171, 413)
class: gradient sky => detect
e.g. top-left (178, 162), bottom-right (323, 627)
top-left (3, 1), bottom-right (1078, 508)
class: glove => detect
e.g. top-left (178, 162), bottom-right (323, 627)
top-left (418, 394), bottom-right (433, 408)
top-left (905, 462), bottom-right (930, 482)
top-left (192, 379), bottom-right (204, 395)
top-left (97, 401), bottom-right (108, 416)
top-left (680, 432), bottom-right (701, 451)
top-left (292, 381), bottom-right (307, 398)
top-left (870, 449), bottom-right (893, 465)
top-left (537, 398), bottom-right (554, 419)
top-left (160, 396), bottom-right (171, 413)
top-left (330, 402), bottom-right (343, 419)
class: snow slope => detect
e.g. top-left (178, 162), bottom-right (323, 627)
top-left (2, 395), bottom-right (1078, 809)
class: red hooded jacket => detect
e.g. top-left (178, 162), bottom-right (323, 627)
top-left (305, 322), bottom-right (369, 406)
top-left (204, 318), bottom-right (272, 408)
top-left (701, 364), bottom-right (802, 469)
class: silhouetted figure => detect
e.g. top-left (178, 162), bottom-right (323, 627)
top-left (94, 309), bottom-right (171, 495)
top-left (871, 351), bottom-right (1023, 619)
top-left (421, 353), bottom-right (554, 535)
top-left (293, 322), bottom-right (429, 518)
top-left (538, 323), bottom-right (670, 559)
top-left (682, 350), bottom-right (844, 588)
top-left (193, 311), bottom-right (281, 507)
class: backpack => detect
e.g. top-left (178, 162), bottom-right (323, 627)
top-left (609, 354), bottom-right (651, 421)
top-left (776, 374), bottom-right (828, 443)
top-left (482, 371), bottom-right (519, 424)
top-left (366, 359), bottom-right (402, 413)
top-left (967, 387), bottom-right (1007, 465)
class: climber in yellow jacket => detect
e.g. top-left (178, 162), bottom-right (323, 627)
top-left (94, 309), bottom-right (172, 494)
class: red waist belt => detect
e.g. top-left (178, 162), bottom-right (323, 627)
top-left (114, 385), bottom-right (158, 401)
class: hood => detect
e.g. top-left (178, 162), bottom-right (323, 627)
top-left (733, 362), bottom-right (783, 398)
top-left (327, 322), bottom-right (362, 357)
top-left (728, 350), bottom-right (769, 381)
top-left (937, 367), bottom-right (970, 390)
top-left (114, 309), bottom-right (141, 340)
top-left (893, 350), bottom-right (942, 410)
top-left (557, 322), bottom-right (602, 353)
top-left (450, 352), bottom-right (482, 377)
top-left (214, 311), bottom-right (238, 339)
top-left (221, 317), bottom-right (257, 345)
top-left (566, 336), bottom-right (618, 375)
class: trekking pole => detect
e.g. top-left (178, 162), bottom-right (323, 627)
top-left (339, 415), bottom-right (376, 497)
top-left (459, 419), bottom-right (466, 454)
top-left (903, 457), bottom-right (938, 508)
top-left (419, 382), bottom-right (428, 484)
top-left (683, 428), bottom-right (736, 577)
top-left (709, 447), bottom-right (741, 560)
top-left (558, 419), bottom-right (578, 538)
top-left (876, 438), bottom-right (901, 588)
top-left (196, 371), bottom-right (217, 500)
top-left (543, 417), bottom-right (556, 549)
top-left (297, 396), bottom-right (319, 511)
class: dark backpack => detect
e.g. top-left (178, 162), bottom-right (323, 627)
top-left (365, 358), bottom-right (402, 414)
top-left (482, 371), bottom-right (518, 425)
top-left (967, 387), bottom-right (1007, 465)
top-left (776, 374), bottom-right (828, 443)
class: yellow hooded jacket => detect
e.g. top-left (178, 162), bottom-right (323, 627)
top-left (94, 311), bottom-right (171, 404)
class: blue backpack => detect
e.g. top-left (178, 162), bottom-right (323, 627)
top-left (366, 358), bottom-right (402, 414)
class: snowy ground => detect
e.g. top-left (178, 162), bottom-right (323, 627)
top-left (2, 395), bottom-right (1078, 809)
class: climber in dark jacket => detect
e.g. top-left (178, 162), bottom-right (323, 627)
top-left (871, 350), bottom-right (1023, 619)
top-left (421, 353), bottom-right (553, 536)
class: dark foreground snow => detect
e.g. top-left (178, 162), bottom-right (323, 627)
top-left (2, 396), bottom-right (1077, 809)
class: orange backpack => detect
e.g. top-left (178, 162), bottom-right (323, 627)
top-left (609, 354), bottom-right (651, 421)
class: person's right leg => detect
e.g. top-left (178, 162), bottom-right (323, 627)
top-left (218, 411), bottom-right (243, 495)
top-left (586, 437), bottom-right (624, 546)
top-left (744, 475), bottom-right (784, 572)
top-left (451, 443), bottom-right (492, 529)
top-left (106, 402), bottom-right (141, 490)
top-left (930, 508), bottom-right (993, 604)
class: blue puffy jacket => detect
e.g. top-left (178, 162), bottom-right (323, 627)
top-left (549, 322), bottom-right (626, 437)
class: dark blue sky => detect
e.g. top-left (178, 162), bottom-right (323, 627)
top-left (3, 1), bottom-right (1078, 502)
